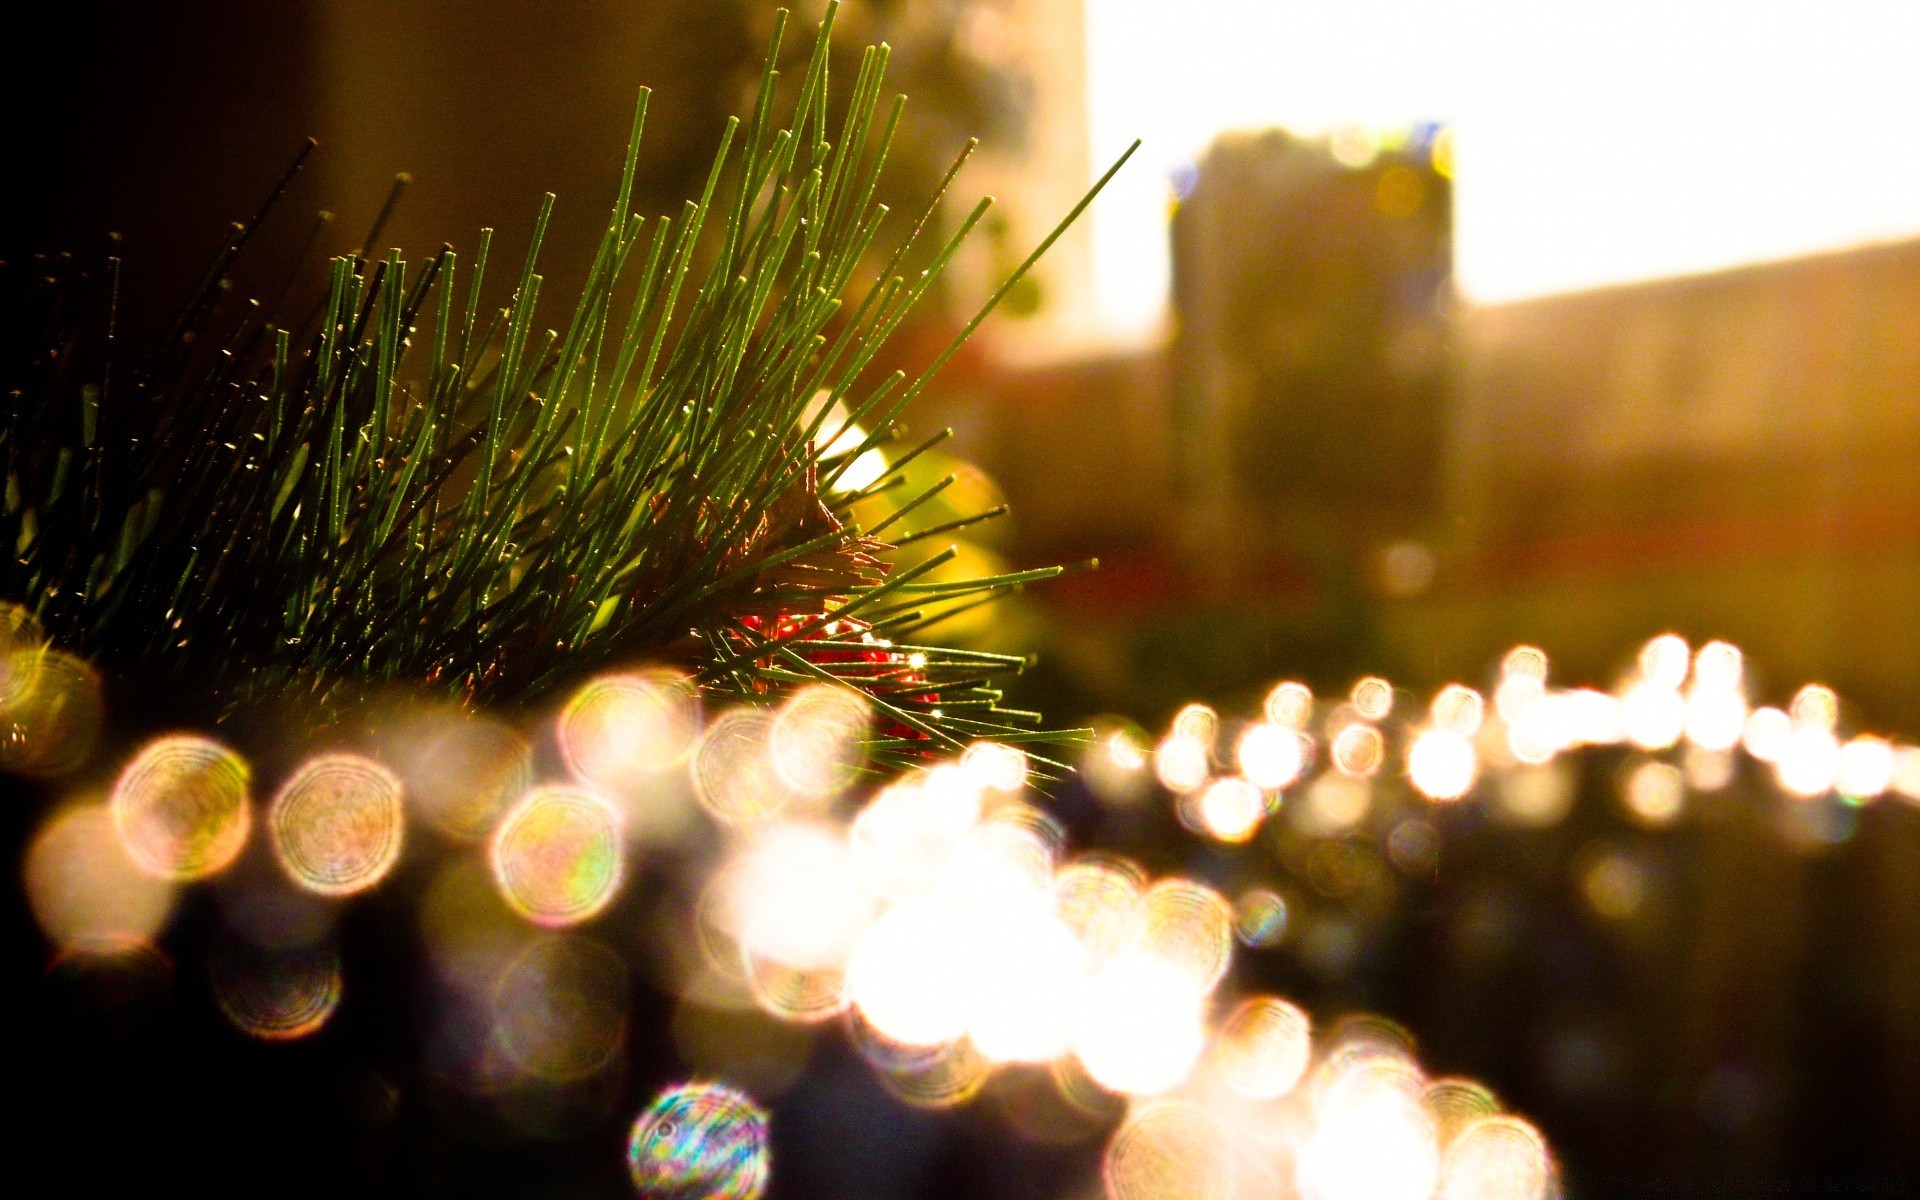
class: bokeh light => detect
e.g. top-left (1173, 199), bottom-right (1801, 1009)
top-left (1623, 761), bottom-right (1685, 826)
top-left (559, 670), bottom-right (700, 795)
top-left (1437, 1115), bottom-right (1554, 1200)
top-left (209, 937), bottom-right (342, 1041)
top-left (1266, 681), bottom-right (1314, 729)
top-left (1196, 776), bottom-right (1266, 843)
top-left (1075, 952), bottom-right (1208, 1095)
top-left (1350, 676), bottom-right (1395, 721)
top-left (110, 734), bottom-right (252, 881)
top-left (490, 785), bottom-right (624, 926)
top-left (1231, 887), bottom-right (1289, 948)
top-left (1836, 735), bottom-right (1894, 800)
top-left (382, 710), bottom-right (532, 842)
top-left (1236, 722), bottom-right (1306, 790)
top-left (693, 708), bottom-right (791, 827)
top-left (26, 802), bottom-right (175, 953)
top-left (0, 649), bottom-right (102, 777)
top-left (726, 823), bottom-right (873, 1021)
top-left (1330, 723), bottom-right (1385, 778)
top-left (627, 1081), bottom-right (770, 1200)
top-left (769, 684), bottom-right (870, 802)
top-left (1104, 1100), bottom-right (1233, 1200)
top-left (1213, 995), bottom-right (1312, 1100)
top-left (491, 934), bottom-right (629, 1080)
top-left (1139, 878), bottom-right (1233, 992)
top-left (1407, 728), bottom-right (1477, 800)
top-left (269, 753), bottom-right (406, 897)
top-left (1155, 731), bottom-right (1211, 794)
top-left (1296, 1054), bottom-right (1440, 1200)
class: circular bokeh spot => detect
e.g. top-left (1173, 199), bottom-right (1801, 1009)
top-left (209, 937), bottom-right (342, 1041)
top-left (559, 671), bottom-right (699, 794)
top-left (269, 753), bottom-right (406, 897)
top-left (111, 734), bottom-right (252, 881)
top-left (26, 803), bottom-right (175, 953)
top-left (491, 934), bottom-right (629, 1081)
top-left (0, 650), bottom-right (103, 778)
top-left (490, 785), bottom-right (624, 926)
top-left (627, 1080), bottom-right (770, 1200)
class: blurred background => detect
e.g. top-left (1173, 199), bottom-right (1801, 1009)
top-left (9, 0), bottom-right (1920, 1195)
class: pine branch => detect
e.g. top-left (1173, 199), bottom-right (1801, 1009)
top-left (0, 2), bottom-right (1131, 766)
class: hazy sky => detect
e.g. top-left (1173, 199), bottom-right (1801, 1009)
top-left (1086, 0), bottom-right (1920, 334)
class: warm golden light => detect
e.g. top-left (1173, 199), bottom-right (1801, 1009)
top-left (1236, 722), bottom-right (1306, 790)
top-left (558, 670), bottom-right (699, 795)
top-left (1330, 723), bottom-right (1386, 778)
top-left (1430, 684), bottom-right (1485, 737)
top-left (1836, 736), bottom-right (1895, 800)
top-left (1154, 733), bottom-right (1211, 794)
top-left (269, 753), bottom-right (405, 897)
top-left (1407, 728), bottom-right (1477, 801)
top-left (1437, 1115), bottom-right (1554, 1200)
top-left (1213, 995), bottom-right (1312, 1100)
top-left (383, 710), bottom-right (532, 843)
top-left (770, 685), bottom-right (871, 802)
top-left (1350, 676), bottom-right (1395, 721)
top-left (25, 803), bottom-right (175, 953)
top-left (1266, 681), bottom-right (1315, 730)
top-left (110, 734), bottom-right (251, 881)
top-left (1296, 1056), bottom-right (1440, 1200)
top-left (1104, 1100), bottom-right (1233, 1200)
top-left (1623, 761), bottom-right (1685, 826)
top-left (1139, 878), bottom-right (1234, 992)
top-left (1075, 952), bottom-right (1208, 1095)
top-left (489, 785), bottom-right (625, 926)
top-left (1196, 776), bottom-right (1266, 843)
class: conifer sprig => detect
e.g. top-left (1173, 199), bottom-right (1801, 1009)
top-left (0, 4), bottom-right (1134, 770)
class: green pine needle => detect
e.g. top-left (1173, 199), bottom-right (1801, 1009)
top-left (0, 3), bottom-right (1131, 772)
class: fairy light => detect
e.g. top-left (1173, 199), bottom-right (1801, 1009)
top-left (1236, 722), bottom-right (1306, 790)
top-left (1836, 736), bottom-right (1895, 800)
top-left (1197, 776), bottom-right (1267, 843)
top-left (1407, 727), bottom-right (1477, 801)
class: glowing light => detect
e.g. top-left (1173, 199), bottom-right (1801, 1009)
top-left (1502, 646), bottom-right (1549, 683)
top-left (1582, 852), bottom-right (1647, 920)
top-left (1684, 747), bottom-right (1735, 792)
top-left (1213, 995), bottom-right (1311, 1100)
top-left (627, 1081), bottom-right (769, 1200)
top-left (1075, 952), bottom-right (1208, 1095)
top-left (966, 903), bottom-right (1086, 1064)
top-left (1694, 641), bottom-right (1744, 691)
top-left (1297, 1057), bottom-right (1440, 1200)
top-left (1172, 703), bottom-right (1219, 747)
top-left (770, 685), bottom-right (870, 802)
top-left (1836, 736), bottom-right (1895, 800)
top-left (1139, 878), bottom-right (1234, 992)
top-left (693, 708), bottom-right (791, 827)
top-left (1104, 1100), bottom-right (1233, 1200)
top-left (1684, 684), bottom-right (1748, 753)
top-left (209, 939), bottom-right (342, 1041)
top-left (1086, 722), bottom-right (1153, 807)
top-left (1056, 857), bottom-right (1146, 964)
top-left (853, 1021), bottom-right (994, 1108)
top-left (1350, 676), bottom-right (1395, 721)
top-left (109, 734), bottom-right (251, 881)
top-left (1776, 727), bottom-right (1841, 797)
top-left (845, 896), bottom-right (972, 1046)
top-left (1638, 634), bottom-right (1691, 690)
top-left (1431, 684), bottom-right (1485, 737)
top-left (1197, 777), bottom-right (1266, 843)
top-left (25, 803), bottom-right (175, 953)
top-left (1232, 887), bottom-right (1289, 947)
top-left (1154, 733), bottom-right (1211, 794)
top-left (1330, 724), bottom-right (1386, 778)
top-left (1618, 682), bottom-right (1685, 751)
top-left (1437, 1115), bottom-right (1554, 1200)
top-left (558, 670), bottom-right (699, 795)
top-left (1237, 723), bottom-right (1305, 790)
top-left (1791, 685), bottom-right (1840, 732)
top-left (850, 771), bottom-right (981, 902)
top-left (1266, 681), bottom-right (1315, 729)
top-left (1492, 764), bottom-right (1575, 828)
top-left (1894, 747), bottom-right (1920, 803)
top-left (727, 825), bottom-right (874, 1020)
top-left (0, 650), bottom-right (103, 778)
top-left (385, 711), bottom-right (533, 843)
top-left (1623, 761), bottom-right (1685, 826)
top-left (1425, 1078), bottom-right (1500, 1143)
top-left (961, 740), bottom-right (1030, 794)
top-left (492, 934), bottom-right (629, 1080)
top-left (269, 754), bottom-right (405, 897)
top-left (1743, 707), bottom-right (1793, 762)
top-left (1407, 728), bottom-right (1477, 800)
top-left (1301, 773), bottom-right (1372, 835)
top-left (489, 785), bottom-right (624, 926)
